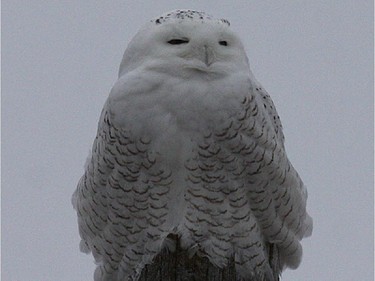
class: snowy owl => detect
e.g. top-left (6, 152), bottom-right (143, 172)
top-left (72, 9), bottom-right (312, 281)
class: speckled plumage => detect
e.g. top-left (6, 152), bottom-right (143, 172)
top-left (72, 9), bottom-right (312, 281)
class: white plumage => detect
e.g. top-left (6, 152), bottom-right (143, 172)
top-left (72, 10), bottom-right (312, 281)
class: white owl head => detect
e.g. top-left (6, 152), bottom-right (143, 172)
top-left (118, 10), bottom-right (250, 79)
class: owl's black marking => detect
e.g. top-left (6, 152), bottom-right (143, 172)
top-left (152, 9), bottom-right (230, 26)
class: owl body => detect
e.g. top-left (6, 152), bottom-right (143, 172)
top-left (73, 10), bottom-right (312, 281)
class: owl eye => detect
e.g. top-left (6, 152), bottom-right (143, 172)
top-left (219, 40), bottom-right (228, 46)
top-left (168, 38), bottom-right (189, 45)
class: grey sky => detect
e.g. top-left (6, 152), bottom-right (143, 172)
top-left (2, 1), bottom-right (373, 280)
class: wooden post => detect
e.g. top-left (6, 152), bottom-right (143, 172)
top-left (138, 234), bottom-right (280, 281)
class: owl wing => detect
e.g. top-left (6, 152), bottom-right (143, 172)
top-left (72, 100), bottom-right (171, 280)
top-left (72, 103), bottom-right (111, 253)
top-left (239, 85), bottom-right (312, 269)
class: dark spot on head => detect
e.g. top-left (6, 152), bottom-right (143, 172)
top-left (221, 19), bottom-right (230, 26)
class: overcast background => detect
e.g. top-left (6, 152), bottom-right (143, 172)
top-left (2, 1), bottom-right (373, 280)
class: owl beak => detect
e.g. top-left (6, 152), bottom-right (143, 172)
top-left (203, 45), bottom-right (215, 66)
top-left (190, 44), bottom-right (215, 69)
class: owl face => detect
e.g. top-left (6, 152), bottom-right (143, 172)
top-left (118, 10), bottom-right (250, 78)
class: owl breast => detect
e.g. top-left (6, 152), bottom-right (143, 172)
top-left (109, 68), bottom-right (251, 161)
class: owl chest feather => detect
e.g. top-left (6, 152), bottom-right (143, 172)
top-left (110, 70), bottom-right (250, 138)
